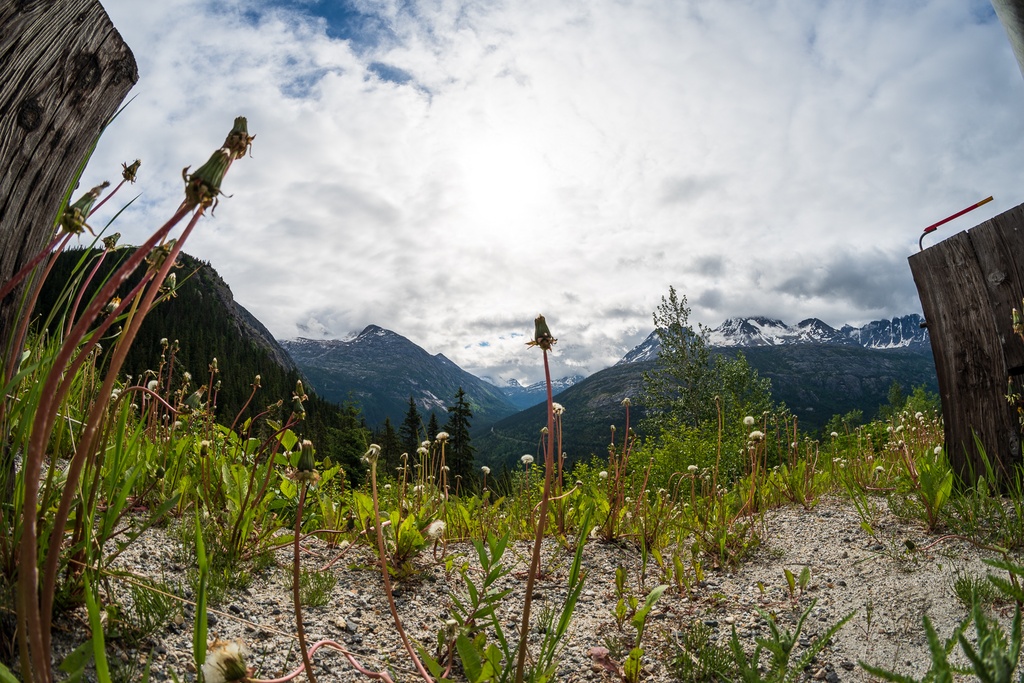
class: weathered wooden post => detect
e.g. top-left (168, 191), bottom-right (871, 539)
top-left (0, 0), bottom-right (137, 351)
top-left (909, 204), bottom-right (1024, 484)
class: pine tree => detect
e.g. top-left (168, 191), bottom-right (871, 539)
top-left (377, 417), bottom-right (402, 475)
top-left (443, 387), bottom-right (474, 484)
top-left (399, 396), bottom-right (422, 456)
top-left (427, 413), bottom-right (441, 443)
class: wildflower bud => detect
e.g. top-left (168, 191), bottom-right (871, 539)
top-left (363, 443), bottom-right (381, 466)
top-left (102, 232), bottom-right (121, 250)
top-left (203, 638), bottom-right (249, 683)
top-left (161, 338), bottom-right (169, 347)
top-left (436, 431), bottom-right (449, 442)
top-left (743, 416), bottom-right (755, 427)
top-left (599, 470), bottom-right (609, 479)
top-left (540, 426), bottom-right (549, 434)
top-left (748, 430), bottom-right (764, 441)
top-left (553, 402), bottom-right (565, 415)
top-left (417, 446), bottom-right (428, 457)
top-left (210, 357), bottom-right (219, 373)
top-left (183, 148), bottom-right (232, 210)
top-left (687, 464), bottom-right (698, 473)
top-left (527, 314), bottom-right (557, 351)
top-left (576, 480), bottom-right (584, 487)
top-left (425, 520), bottom-right (446, 540)
top-left (444, 618), bottom-right (458, 639)
top-left (521, 454), bottom-right (534, 465)
top-left (298, 439), bottom-right (316, 473)
top-left (60, 182), bottom-right (110, 235)
top-left (254, 374), bottom-right (261, 387)
top-left (831, 432), bottom-right (839, 438)
top-left (185, 388), bottom-right (205, 411)
top-left (147, 380), bottom-right (159, 392)
top-left (481, 466), bottom-right (491, 475)
top-left (621, 398), bottom-right (631, 408)
top-left (200, 440), bottom-right (211, 456)
top-left (117, 158), bottom-right (141, 183)
top-left (222, 117), bottom-right (255, 159)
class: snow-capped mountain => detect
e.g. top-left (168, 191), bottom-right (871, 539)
top-left (498, 375), bottom-right (585, 411)
top-left (619, 314), bottom-right (929, 364)
top-left (706, 316), bottom-right (857, 347)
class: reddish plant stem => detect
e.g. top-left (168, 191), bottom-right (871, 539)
top-left (369, 458), bottom-right (434, 681)
top-left (514, 348), bottom-right (556, 683)
top-left (3, 232), bottom-right (74, 387)
top-left (64, 246), bottom-right (111, 339)
top-left (293, 483), bottom-right (318, 683)
top-left (31, 204), bottom-right (196, 661)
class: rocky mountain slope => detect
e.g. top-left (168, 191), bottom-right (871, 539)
top-left (279, 327), bottom-right (519, 427)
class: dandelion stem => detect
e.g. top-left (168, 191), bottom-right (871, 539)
top-left (369, 458), bottom-right (434, 681)
top-left (293, 482), bottom-right (318, 683)
top-left (514, 346), bottom-right (556, 683)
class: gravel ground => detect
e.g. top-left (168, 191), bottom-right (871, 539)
top-left (42, 495), bottom-right (1023, 682)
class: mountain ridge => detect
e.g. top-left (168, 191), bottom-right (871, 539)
top-left (620, 314), bottom-right (929, 364)
top-left (279, 326), bottom-right (520, 428)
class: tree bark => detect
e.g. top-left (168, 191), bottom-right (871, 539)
top-left (0, 0), bottom-right (137, 351)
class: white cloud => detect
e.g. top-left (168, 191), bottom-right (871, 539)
top-left (85, 0), bottom-right (1024, 383)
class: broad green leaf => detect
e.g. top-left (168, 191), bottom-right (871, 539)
top-left (457, 634), bottom-right (484, 682)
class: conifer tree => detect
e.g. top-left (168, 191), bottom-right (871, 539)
top-left (399, 396), bottom-right (422, 456)
top-left (377, 416), bottom-right (402, 474)
top-left (427, 412), bottom-right (441, 443)
top-left (443, 387), bottom-right (475, 483)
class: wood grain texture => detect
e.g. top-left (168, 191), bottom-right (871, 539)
top-left (909, 204), bottom-right (1024, 483)
top-left (0, 0), bottom-right (137, 343)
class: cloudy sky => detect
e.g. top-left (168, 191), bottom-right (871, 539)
top-left (85, 0), bottom-right (1024, 384)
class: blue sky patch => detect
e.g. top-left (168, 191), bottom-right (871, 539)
top-left (266, 0), bottom-right (398, 52)
top-left (367, 61), bottom-right (413, 85)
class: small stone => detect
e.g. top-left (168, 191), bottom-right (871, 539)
top-left (840, 661), bottom-right (855, 671)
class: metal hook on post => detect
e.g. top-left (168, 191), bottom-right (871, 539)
top-left (918, 196), bottom-right (994, 251)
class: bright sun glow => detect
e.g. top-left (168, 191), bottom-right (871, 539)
top-left (456, 130), bottom-right (553, 238)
